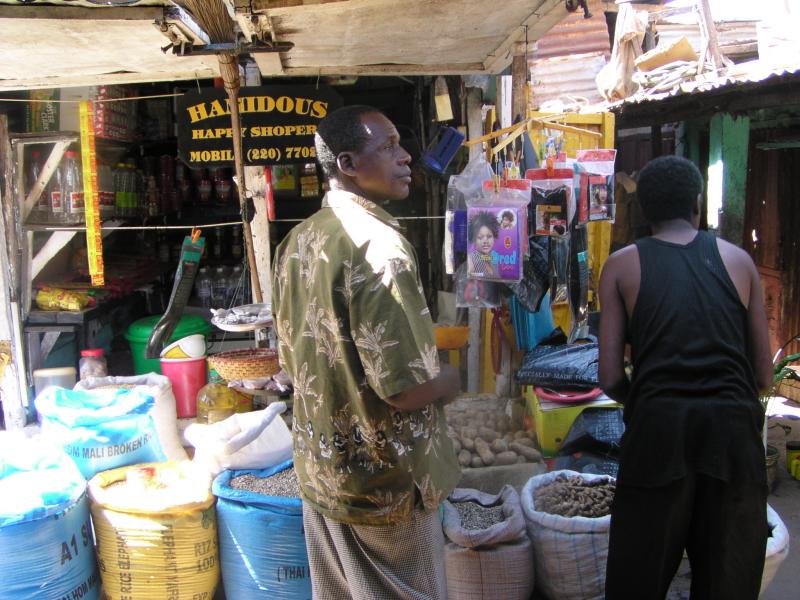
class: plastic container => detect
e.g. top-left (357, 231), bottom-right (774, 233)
top-left (196, 382), bottom-right (253, 424)
top-left (33, 367), bottom-right (77, 397)
top-left (124, 314), bottom-right (211, 375)
top-left (160, 357), bottom-right (207, 418)
top-left (79, 349), bottom-right (108, 380)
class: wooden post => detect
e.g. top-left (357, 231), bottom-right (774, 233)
top-left (696, 0), bottom-right (726, 71)
top-left (511, 42), bottom-right (529, 121)
top-left (708, 112), bottom-right (750, 246)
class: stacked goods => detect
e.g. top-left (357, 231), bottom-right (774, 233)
top-left (89, 462), bottom-right (219, 600)
top-left (446, 396), bottom-right (542, 469)
top-left (521, 470), bottom-right (615, 600)
top-left (213, 460), bottom-right (311, 599)
top-left (35, 386), bottom-right (167, 479)
top-left (93, 86), bottom-right (136, 142)
top-left (443, 486), bottom-right (534, 600)
top-left (0, 433), bottom-right (99, 600)
top-left (74, 374), bottom-right (188, 461)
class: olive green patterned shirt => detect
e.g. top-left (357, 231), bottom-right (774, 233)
top-left (272, 190), bottom-right (459, 525)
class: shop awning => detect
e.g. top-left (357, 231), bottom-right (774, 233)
top-left (0, 0), bottom-right (569, 90)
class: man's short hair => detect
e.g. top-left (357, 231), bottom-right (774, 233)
top-left (315, 105), bottom-right (383, 181)
top-left (637, 155), bottom-right (704, 223)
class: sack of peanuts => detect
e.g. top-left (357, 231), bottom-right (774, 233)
top-left (442, 486), bottom-right (534, 600)
top-left (521, 470), bottom-right (615, 600)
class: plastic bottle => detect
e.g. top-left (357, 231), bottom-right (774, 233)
top-left (195, 267), bottom-right (213, 308)
top-left (212, 265), bottom-right (228, 308)
top-left (62, 151), bottom-right (84, 224)
top-left (48, 158), bottom-right (64, 224)
top-left (231, 264), bottom-right (246, 306)
top-left (114, 163), bottom-right (126, 218)
top-left (97, 163), bottom-right (114, 220)
top-left (211, 227), bottom-right (224, 261)
top-left (27, 150), bottom-right (47, 223)
top-left (231, 227), bottom-right (243, 261)
top-left (146, 176), bottom-right (160, 217)
top-left (79, 348), bottom-right (108, 380)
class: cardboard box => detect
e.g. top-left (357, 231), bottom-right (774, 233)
top-left (523, 386), bottom-right (620, 457)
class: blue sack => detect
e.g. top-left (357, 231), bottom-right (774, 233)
top-left (213, 460), bottom-right (311, 600)
top-left (35, 386), bottom-right (166, 480)
top-left (0, 434), bottom-right (100, 600)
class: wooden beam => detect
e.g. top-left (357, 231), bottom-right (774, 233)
top-left (251, 0), bottom-right (349, 8)
top-left (0, 6), bottom-right (162, 20)
top-left (0, 69), bottom-right (218, 92)
top-left (281, 63), bottom-right (487, 76)
top-left (483, 0), bottom-right (566, 74)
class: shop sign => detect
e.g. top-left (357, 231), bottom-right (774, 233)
top-left (177, 85), bottom-right (342, 168)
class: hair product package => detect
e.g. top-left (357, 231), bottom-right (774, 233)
top-left (465, 180), bottom-right (531, 283)
top-left (575, 149), bottom-right (617, 224)
top-left (526, 168), bottom-right (574, 237)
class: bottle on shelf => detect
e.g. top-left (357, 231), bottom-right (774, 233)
top-left (48, 157), bottom-right (65, 224)
top-left (231, 227), bottom-right (243, 261)
top-left (114, 163), bottom-right (127, 218)
top-left (212, 265), bottom-right (229, 308)
top-left (213, 168), bottom-right (232, 205)
top-left (198, 169), bottom-right (212, 206)
top-left (26, 150), bottom-right (47, 223)
top-left (195, 266), bottom-right (213, 309)
top-left (97, 162), bottom-right (115, 220)
top-left (231, 264), bottom-right (246, 306)
top-left (62, 151), bottom-right (84, 225)
top-left (145, 175), bottom-right (160, 217)
top-left (300, 162), bottom-right (320, 198)
top-left (158, 234), bottom-right (170, 263)
top-left (211, 227), bottom-right (224, 261)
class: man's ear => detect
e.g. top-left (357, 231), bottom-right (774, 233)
top-left (336, 152), bottom-right (357, 178)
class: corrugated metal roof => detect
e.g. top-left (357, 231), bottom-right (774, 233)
top-left (531, 52), bottom-right (607, 109)
top-left (610, 60), bottom-right (800, 108)
top-left (534, 0), bottom-right (611, 60)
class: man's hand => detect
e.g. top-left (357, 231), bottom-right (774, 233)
top-left (385, 363), bottom-right (461, 412)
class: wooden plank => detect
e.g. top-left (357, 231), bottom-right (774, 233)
top-left (251, 0), bottom-right (349, 8)
top-left (0, 70), bottom-right (218, 92)
top-left (0, 6), bottom-right (163, 20)
top-left (281, 63), bottom-right (487, 76)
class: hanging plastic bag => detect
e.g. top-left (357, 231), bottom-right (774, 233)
top-left (526, 168), bottom-right (574, 236)
top-left (550, 236), bottom-right (570, 304)
top-left (185, 402), bottom-right (293, 477)
top-left (568, 224), bottom-right (590, 343)
top-left (455, 262), bottom-right (502, 309)
top-left (465, 180), bottom-right (531, 283)
top-left (35, 387), bottom-right (165, 480)
top-left (444, 153), bottom-right (494, 275)
top-left (576, 149), bottom-right (618, 223)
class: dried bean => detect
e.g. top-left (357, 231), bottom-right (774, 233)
top-left (230, 469), bottom-right (300, 498)
top-left (453, 500), bottom-right (505, 531)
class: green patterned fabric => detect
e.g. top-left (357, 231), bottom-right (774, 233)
top-left (273, 190), bottom-right (459, 525)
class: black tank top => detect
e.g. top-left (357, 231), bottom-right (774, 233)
top-left (618, 230), bottom-right (765, 487)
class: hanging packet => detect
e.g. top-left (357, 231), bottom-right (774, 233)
top-left (526, 168), bottom-right (574, 236)
top-left (444, 153), bottom-right (494, 275)
top-left (465, 180), bottom-right (531, 282)
top-left (455, 263), bottom-right (501, 309)
top-left (575, 149), bottom-right (617, 223)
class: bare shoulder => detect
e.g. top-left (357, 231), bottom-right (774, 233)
top-left (715, 237), bottom-right (757, 273)
top-left (603, 244), bottom-right (639, 279)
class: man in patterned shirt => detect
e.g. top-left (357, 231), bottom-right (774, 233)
top-left (272, 105), bottom-right (461, 599)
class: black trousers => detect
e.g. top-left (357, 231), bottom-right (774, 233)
top-left (605, 472), bottom-right (768, 600)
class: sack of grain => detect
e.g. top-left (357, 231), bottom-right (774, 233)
top-left (521, 470), bottom-right (615, 600)
top-left (74, 374), bottom-right (187, 461)
top-left (35, 386), bottom-right (166, 480)
top-left (0, 432), bottom-right (99, 600)
top-left (89, 462), bottom-right (218, 600)
top-left (442, 485), bottom-right (534, 600)
top-left (213, 460), bottom-right (311, 599)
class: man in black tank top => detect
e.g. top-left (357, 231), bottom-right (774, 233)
top-left (599, 156), bottom-right (773, 600)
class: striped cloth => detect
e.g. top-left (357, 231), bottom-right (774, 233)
top-left (303, 502), bottom-right (447, 599)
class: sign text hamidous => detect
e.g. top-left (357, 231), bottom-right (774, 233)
top-left (177, 85), bottom-right (342, 168)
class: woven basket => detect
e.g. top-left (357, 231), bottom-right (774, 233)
top-left (208, 348), bottom-right (280, 381)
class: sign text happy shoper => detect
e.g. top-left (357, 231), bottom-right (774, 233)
top-left (177, 85), bottom-right (342, 168)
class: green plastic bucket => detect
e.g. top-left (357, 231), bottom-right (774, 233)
top-left (124, 315), bottom-right (212, 375)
